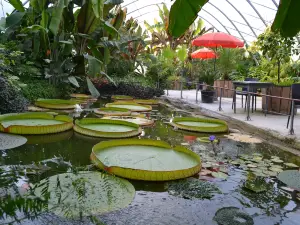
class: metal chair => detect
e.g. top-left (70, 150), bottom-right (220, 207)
top-left (287, 84), bottom-right (300, 128)
top-left (232, 78), bottom-right (259, 112)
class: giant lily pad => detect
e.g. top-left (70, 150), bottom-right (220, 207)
top-left (35, 99), bottom-right (79, 109)
top-left (74, 118), bottom-right (141, 138)
top-left (213, 207), bottom-right (254, 225)
top-left (278, 170), bottom-right (300, 190)
top-left (224, 133), bottom-right (262, 143)
top-left (70, 93), bottom-right (92, 99)
top-left (0, 113), bottom-right (73, 134)
top-left (170, 117), bottom-right (228, 133)
top-left (34, 171), bottom-right (135, 218)
top-left (167, 177), bottom-right (221, 200)
top-left (102, 116), bottom-right (154, 126)
top-left (112, 95), bottom-right (133, 101)
top-left (94, 107), bottom-right (131, 116)
top-left (106, 102), bottom-right (152, 112)
top-left (0, 133), bottom-right (27, 150)
top-left (91, 139), bottom-right (201, 181)
top-left (134, 99), bottom-right (159, 105)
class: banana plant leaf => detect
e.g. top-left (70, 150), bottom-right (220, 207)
top-left (8, 0), bottom-right (25, 12)
top-left (170, 117), bottom-right (228, 133)
top-left (74, 118), bottom-right (141, 138)
top-left (271, 0), bottom-right (300, 37)
top-left (34, 171), bottom-right (135, 218)
top-left (0, 113), bottom-right (73, 135)
top-left (91, 139), bottom-right (201, 181)
top-left (168, 0), bottom-right (208, 37)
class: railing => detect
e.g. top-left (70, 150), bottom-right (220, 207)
top-left (163, 81), bottom-right (299, 135)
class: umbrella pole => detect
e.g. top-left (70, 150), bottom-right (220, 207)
top-left (214, 46), bottom-right (218, 73)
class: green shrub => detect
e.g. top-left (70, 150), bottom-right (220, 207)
top-left (21, 80), bottom-right (60, 103)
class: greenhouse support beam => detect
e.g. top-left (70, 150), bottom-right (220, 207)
top-left (271, 0), bottom-right (279, 8)
top-left (246, 0), bottom-right (268, 27)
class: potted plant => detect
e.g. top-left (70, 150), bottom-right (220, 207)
top-left (199, 70), bottom-right (217, 103)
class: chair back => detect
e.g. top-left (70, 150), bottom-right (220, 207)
top-left (292, 84), bottom-right (300, 106)
top-left (242, 78), bottom-right (258, 92)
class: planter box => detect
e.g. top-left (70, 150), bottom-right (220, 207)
top-left (214, 80), bottom-right (234, 98)
top-left (262, 86), bottom-right (291, 114)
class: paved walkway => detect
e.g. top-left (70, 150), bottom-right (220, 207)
top-left (165, 90), bottom-right (300, 140)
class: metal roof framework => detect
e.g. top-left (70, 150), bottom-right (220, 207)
top-left (123, 0), bottom-right (280, 45)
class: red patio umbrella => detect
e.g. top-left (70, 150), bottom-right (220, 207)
top-left (192, 32), bottom-right (244, 48)
top-left (191, 48), bottom-right (218, 60)
top-left (192, 32), bottom-right (244, 71)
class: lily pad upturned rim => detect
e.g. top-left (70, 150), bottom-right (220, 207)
top-left (105, 102), bottom-right (152, 112)
top-left (70, 93), bottom-right (92, 99)
top-left (94, 107), bottom-right (132, 116)
top-left (102, 116), bottom-right (155, 126)
top-left (133, 99), bottom-right (159, 105)
top-left (73, 118), bottom-right (142, 138)
top-left (111, 95), bottom-right (134, 100)
top-left (170, 117), bottom-right (228, 133)
top-left (34, 171), bottom-right (135, 219)
top-left (91, 139), bottom-right (201, 181)
top-left (35, 99), bottom-right (79, 109)
top-left (0, 112), bottom-right (73, 135)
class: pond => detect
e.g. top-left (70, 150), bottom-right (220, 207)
top-left (1, 98), bottom-right (300, 225)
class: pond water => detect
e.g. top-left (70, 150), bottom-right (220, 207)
top-left (1, 98), bottom-right (300, 225)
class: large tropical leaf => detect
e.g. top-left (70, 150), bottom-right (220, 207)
top-left (49, 0), bottom-right (69, 35)
top-left (34, 172), bottom-right (135, 218)
top-left (91, 139), bottom-right (201, 181)
top-left (271, 0), bottom-right (300, 37)
top-left (77, 0), bottom-right (99, 34)
top-left (40, 10), bottom-right (49, 28)
top-left (8, 0), bottom-right (25, 12)
top-left (168, 0), bottom-right (208, 37)
top-left (91, 0), bottom-right (104, 18)
top-left (86, 77), bottom-right (100, 98)
top-left (6, 12), bottom-right (25, 28)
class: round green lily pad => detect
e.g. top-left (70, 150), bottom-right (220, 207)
top-left (74, 118), bottom-right (141, 138)
top-left (35, 99), bottom-right (79, 109)
top-left (278, 170), bottom-right (300, 190)
top-left (197, 137), bottom-right (219, 143)
top-left (94, 107), bottom-right (131, 116)
top-left (213, 207), bottom-right (254, 225)
top-left (112, 95), bottom-right (134, 101)
top-left (134, 99), bottom-right (159, 105)
top-left (269, 167), bottom-right (283, 173)
top-left (70, 93), bottom-right (92, 99)
top-left (106, 102), bottom-right (152, 112)
top-left (170, 117), bottom-right (228, 133)
top-left (284, 163), bottom-right (299, 168)
top-left (34, 172), bottom-right (135, 218)
top-left (211, 172), bottom-right (228, 180)
top-left (0, 133), bottom-right (27, 150)
top-left (0, 113), bottom-right (73, 135)
top-left (247, 164), bottom-right (258, 168)
top-left (263, 170), bottom-right (278, 177)
top-left (102, 116), bottom-right (154, 126)
top-left (271, 158), bottom-right (284, 163)
top-left (91, 139), bottom-right (201, 181)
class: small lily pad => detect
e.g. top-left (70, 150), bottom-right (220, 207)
top-left (202, 163), bottom-right (212, 168)
top-left (0, 133), bottom-right (27, 150)
top-left (213, 207), bottom-right (254, 225)
top-left (250, 168), bottom-right (262, 173)
top-left (244, 178), bottom-right (268, 193)
top-left (247, 164), bottom-right (258, 168)
top-left (211, 172), bottom-right (228, 180)
top-left (284, 163), bottom-right (299, 168)
top-left (269, 167), bottom-right (283, 173)
top-left (199, 169), bottom-right (213, 176)
top-left (263, 170), bottom-right (278, 177)
top-left (278, 170), bottom-right (300, 190)
top-left (253, 172), bottom-right (268, 177)
top-left (271, 158), bottom-right (284, 163)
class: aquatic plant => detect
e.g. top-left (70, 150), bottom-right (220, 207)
top-left (224, 133), bottom-right (262, 143)
top-left (0, 133), bottom-right (27, 150)
top-left (0, 113), bottom-right (73, 134)
top-left (105, 102), bottom-right (152, 112)
top-left (167, 177), bottom-right (221, 199)
top-left (213, 207), bottom-right (254, 225)
top-left (102, 116), bottom-right (154, 126)
top-left (74, 118), bottom-right (142, 138)
top-left (170, 117), bottom-right (228, 133)
top-left (94, 107), bottom-right (131, 116)
top-left (91, 139), bottom-right (201, 181)
top-left (278, 170), bottom-right (300, 190)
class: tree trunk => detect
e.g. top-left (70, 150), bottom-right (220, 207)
top-left (278, 60), bottom-right (280, 83)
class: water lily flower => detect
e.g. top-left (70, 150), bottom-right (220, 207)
top-left (209, 135), bottom-right (216, 142)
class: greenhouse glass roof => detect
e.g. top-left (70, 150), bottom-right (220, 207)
top-left (1, 0), bottom-right (279, 45)
top-left (122, 0), bottom-right (279, 45)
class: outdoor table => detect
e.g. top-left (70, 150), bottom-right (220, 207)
top-left (232, 81), bottom-right (273, 120)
